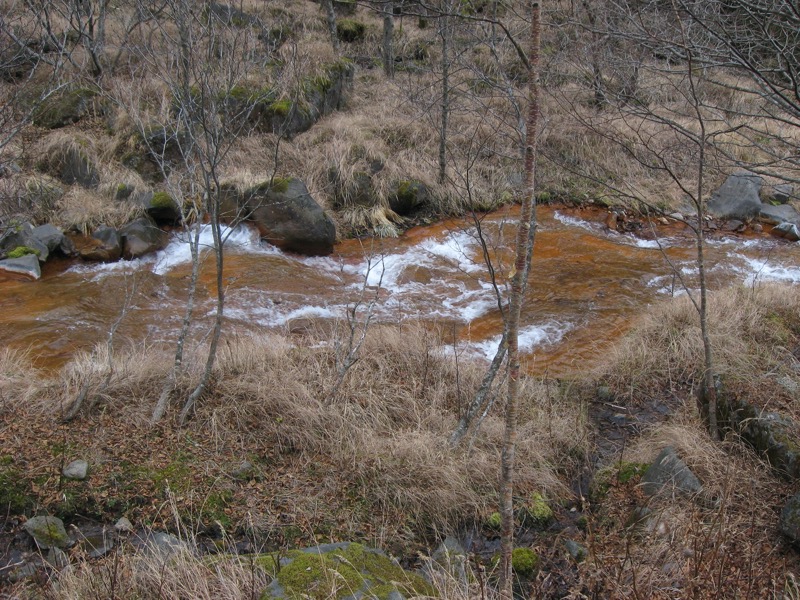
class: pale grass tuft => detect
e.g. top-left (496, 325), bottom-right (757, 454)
top-left (0, 347), bottom-right (38, 411)
top-left (55, 188), bottom-right (143, 234)
top-left (598, 283), bottom-right (800, 408)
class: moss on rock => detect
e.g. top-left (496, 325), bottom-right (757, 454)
top-left (7, 245), bottom-right (40, 259)
top-left (261, 542), bottom-right (434, 599)
top-left (511, 547), bottom-right (539, 578)
top-left (150, 191), bottom-right (176, 210)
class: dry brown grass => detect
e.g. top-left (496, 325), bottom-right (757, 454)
top-left (581, 405), bottom-right (799, 599)
top-left (597, 284), bottom-right (800, 412)
top-left (54, 187), bottom-right (143, 234)
top-left (2, 324), bottom-right (587, 556)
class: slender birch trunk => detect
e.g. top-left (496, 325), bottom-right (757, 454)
top-left (499, 2), bottom-right (541, 597)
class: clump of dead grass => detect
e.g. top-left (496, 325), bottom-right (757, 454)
top-left (17, 324), bottom-right (586, 540)
top-left (0, 347), bottom-right (39, 412)
top-left (597, 284), bottom-right (800, 410)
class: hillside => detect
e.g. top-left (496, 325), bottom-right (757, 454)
top-left (2, 0), bottom-right (800, 598)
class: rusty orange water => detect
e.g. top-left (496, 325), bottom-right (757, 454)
top-left (2, 205), bottom-right (799, 377)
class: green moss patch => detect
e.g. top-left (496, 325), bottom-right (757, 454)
top-left (263, 542), bottom-right (434, 599)
top-left (526, 492), bottom-right (554, 525)
top-left (7, 246), bottom-right (40, 259)
top-left (511, 547), bottom-right (539, 578)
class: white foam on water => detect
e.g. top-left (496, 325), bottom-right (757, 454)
top-left (466, 320), bottom-right (573, 360)
top-left (333, 229), bottom-right (484, 292)
top-left (553, 211), bottom-right (601, 232)
top-left (68, 257), bottom-right (152, 280)
top-left (630, 237), bottom-right (668, 249)
top-left (153, 224), bottom-right (274, 275)
top-left (736, 256), bottom-right (800, 286)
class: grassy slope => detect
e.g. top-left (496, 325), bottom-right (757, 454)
top-left (2, 0), bottom-right (800, 597)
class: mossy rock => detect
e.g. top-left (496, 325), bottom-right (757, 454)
top-left (336, 19), bottom-right (366, 43)
top-left (390, 179), bottom-right (429, 215)
top-left (23, 516), bottom-right (69, 549)
top-left (590, 462), bottom-right (649, 501)
top-left (150, 191), bottom-right (175, 210)
top-left (525, 492), bottom-right (554, 526)
top-left (511, 547), bottom-right (539, 578)
top-left (260, 542), bottom-right (435, 599)
top-left (32, 87), bottom-right (100, 129)
top-left (7, 245), bottom-right (40, 259)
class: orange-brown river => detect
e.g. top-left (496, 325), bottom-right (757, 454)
top-left (2, 205), bottom-right (799, 377)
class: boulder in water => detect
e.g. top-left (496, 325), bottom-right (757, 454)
top-left (120, 217), bottom-right (168, 259)
top-left (245, 178), bottom-right (336, 256)
top-left (0, 254), bottom-right (41, 279)
top-left (707, 171), bottom-right (763, 221)
top-left (80, 225), bottom-right (122, 262)
top-left (759, 203), bottom-right (800, 225)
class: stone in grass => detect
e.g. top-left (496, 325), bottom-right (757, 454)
top-left (23, 516), bottom-right (69, 550)
top-left (780, 491), bottom-right (800, 544)
top-left (114, 517), bottom-right (133, 533)
top-left (564, 539), bottom-right (587, 563)
top-left (260, 542), bottom-right (434, 599)
top-left (430, 536), bottom-right (468, 590)
top-left (641, 447), bottom-right (702, 498)
top-left (63, 459), bottom-right (88, 480)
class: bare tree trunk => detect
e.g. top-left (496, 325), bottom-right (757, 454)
top-left (151, 219), bottom-right (202, 423)
top-left (180, 185), bottom-right (225, 426)
top-left (324, 0), bottom-right (340, 55)
top-left (383, 1), bottom-right (394, 78)
top-left (499, 2), bottom-right (540, 597)
top-left (438, 6), bottom-right (450, 185)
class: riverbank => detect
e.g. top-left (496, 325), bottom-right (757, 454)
top-left (2, 283), bottom-right (800, 597)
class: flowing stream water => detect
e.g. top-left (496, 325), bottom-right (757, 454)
top-left (2, 205), bottom-right (800, 376)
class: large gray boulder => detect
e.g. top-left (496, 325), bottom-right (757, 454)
top-left (120, 217), bottom-right (168, 259)
top-left (707, 171), bottom-right (763, 221)
top-left (31, 224), bottom-right (74, 256)
top-left (0, 222), bottom-right (49, 262)
top-left (641, 446), bottom-right (703, 498)
top-left (0, 254), bottom-right (41, 280)
top-left (759, 203), bottom-right (800, 225)
top-left (245, 178), bottom-right (336, 256)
